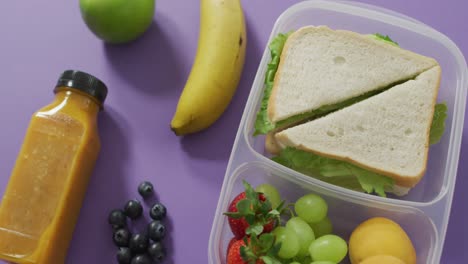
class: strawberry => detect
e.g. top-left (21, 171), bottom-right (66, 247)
top-left (226, 234), bottom-right (282, 264)
top-left (227, 239), bottom-right (247, 264)
top-left (227, 237), bottom-right (238, 258)
top-left (225, 181), bottom-right (282, 239)
top-left (227, 192), bottom-right (270, 239)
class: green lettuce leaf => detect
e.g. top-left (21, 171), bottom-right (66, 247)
top-left (349, 166), bottom-right (393, 197)
top-left (272, 147), bottom-right (394, 197)
top-left (372, 33), bottom-right (399, 46)
top-left (429, 103), bottom-right (448, 145)
top-left (254, 33), bottom-right (292, 135)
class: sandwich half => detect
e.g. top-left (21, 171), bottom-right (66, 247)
top-left (254, 26), bottom-right (438, 135)
top-left (273, 66), bottom-right (446, 196)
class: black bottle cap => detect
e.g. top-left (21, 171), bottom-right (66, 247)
top-left (54, 70), bottom-right (108, 105)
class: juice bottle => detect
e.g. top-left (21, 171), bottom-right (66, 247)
top-left (0, 70), bottom-right (108, 263)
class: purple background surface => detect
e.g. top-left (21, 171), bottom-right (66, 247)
top-left (0, 0), bottom-right (466, 263)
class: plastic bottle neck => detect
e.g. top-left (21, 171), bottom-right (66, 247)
top-left (53, 88), bottom-right (101, 117)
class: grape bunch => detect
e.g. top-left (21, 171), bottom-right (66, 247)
top-left (224, 181), bottom-right (348, 264)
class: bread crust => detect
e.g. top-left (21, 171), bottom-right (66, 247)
top-left (267, 27), bottom-right (304, 123)
top-left (264, 132), bottom-right (282, 155)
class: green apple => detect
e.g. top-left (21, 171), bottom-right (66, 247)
top-left (79, 0), bottom-right (155, 44)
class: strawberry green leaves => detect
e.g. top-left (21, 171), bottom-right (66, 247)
top-left (225, 181), bottom-right (284, 237)
top-left (240, 234), bottom-right (283, 264)
top-left (224, 180), bottom-right (287, 263)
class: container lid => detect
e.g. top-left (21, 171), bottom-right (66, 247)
top-left (55, 70), bottom-right (108, 105)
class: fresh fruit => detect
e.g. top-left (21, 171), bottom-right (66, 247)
top-left (227, 237), bottom-right (237, 252)
top-left (150, 202), bottom-right (167, 220)
top-left (130, 254), bottom-right (152, 264)
top-left (227, 237), bottom-right (239, 259)
top-left (116, 247), bottom-right (132, 264)
top-left (224, 182), bottom-right (347, 264)
top-left (308, 234), bottom-right (348, 263)
top-left (272, 226), bottom-right (300, 259)
top-left (226, 234), bottom-right (281, 264)
top-left (170, 0), bottom-right (246, 135)
top-left (224, 181), bottom-right (279, 239)
top-left (79, 0), bottom-right (155, 44)
top-left (285, 217), bottom-right (315, 257)
top-left (138, 181), bottom-right (154, 199)
top-left (299, 256), bottom-right (312, 264)
top-left (113, 228), bottom-right (131, 247)
top-left (360, 255), bottom-right (406, 264)
top-left (349, 217), bottom-right (416, 264)
top-left (309, 216), bottom-right (333, 238)
top-left (148, 242), bottom-right (166, 262)
top-left (255, 184), bottom-right (281, 209)
top-left (109, 209), bottom-right (127, 229)
top-left (295, 194), bottom-right (328, 223)
top-left (226, 192), bottom-right (272, 239)
top-left (227, 239), bottom-right (247, 264)
top-left (108, 182), bottom-right (171, 262)
top-left (148, 220), bottom-right (166, 241)
top-left (226, 192), bottom-right (252, 238)
top-left (124, 199), bottom-right (143, 220)
top-left (129, 233), bottom-right (149, 254)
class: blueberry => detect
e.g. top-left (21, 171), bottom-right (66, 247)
top-left (129, 233), bottom-right (149, 254)
top-left (124, 199), bottom-right (143, 220)
top-left (148, 220), bottom-right (166, 241)
top-left (113, 228), bottom-right (131, 247)
top-left (116, 247), bottom-right (132, 264)
top-left (149, 202), bottom-right (166, 220)
top-left (148, 242), bottom-right (166, 262)
top-left (138, 181), bottom-right (154, 199)
top-left (131, 254), bottom-right (152, 264)
top-left (109, 209), bottom-right (127, 229)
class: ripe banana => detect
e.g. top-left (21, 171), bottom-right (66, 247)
top-left (171, 0), bottom-right (246, 135)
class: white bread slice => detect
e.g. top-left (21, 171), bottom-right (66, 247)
top-left (268, 26), bottom-right (438, 123)
top-left (275, 66), bottom-right (442, 188)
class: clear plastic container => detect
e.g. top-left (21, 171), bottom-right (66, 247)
top-left (209, 1), bottom-right (468, 263)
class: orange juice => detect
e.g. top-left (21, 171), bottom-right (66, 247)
top-left (0, 70), bottom-right (108, 263)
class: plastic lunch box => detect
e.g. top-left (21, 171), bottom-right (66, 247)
top-left (208, 1), bottom-right (468, 263)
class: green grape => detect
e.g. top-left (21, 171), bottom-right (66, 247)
top-left (295, 255), bottom-right (312, 264)
top-left (273, 226), bottom-right (300, 259)
top-left (289, 262), bottom-right (301, 264)
top-left (308, 235), bottom-right (347, 263)
top-left (309, 216), bottom-right (333, 238)
top-left (286, 217), bottom-right (315, 257)
top-left (295, 194), bottom-right (328, 223)
top-left (310, 261), bottom-right (336, 264)
top-left (256, 184), bottom-right (281, 208)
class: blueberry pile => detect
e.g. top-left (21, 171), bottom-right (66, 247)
top-left (108, 181), bottom-right (168, 264)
